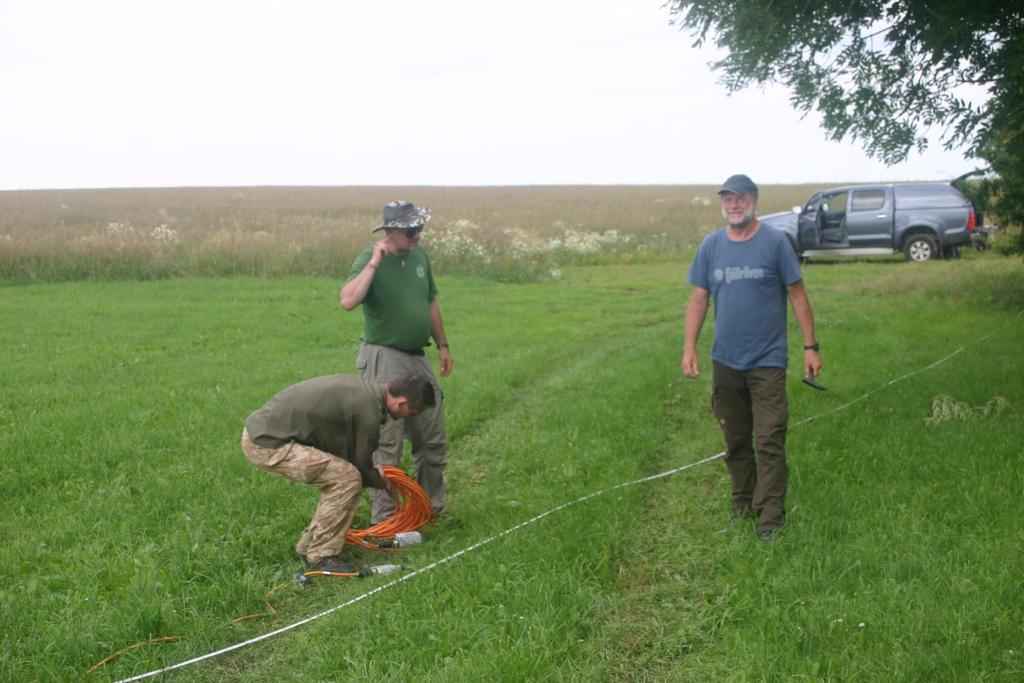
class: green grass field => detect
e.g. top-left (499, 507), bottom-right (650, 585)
top-left (2, 184), bottom-right (1024, 679)
top-left (1, 186), bottom-right (1022, 680)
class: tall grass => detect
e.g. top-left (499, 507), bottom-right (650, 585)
top-left (0, 185), bottom-right (820, 283)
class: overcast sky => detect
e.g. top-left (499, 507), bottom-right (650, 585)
top-left (1, 1), bottom-right (982, 191)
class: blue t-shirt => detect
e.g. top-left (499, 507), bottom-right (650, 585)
top-left (687, 225), bottom-right (803, 371)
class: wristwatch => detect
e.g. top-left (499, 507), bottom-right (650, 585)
top-left (437, 342), bottom-right (449, 350)
top-left (803, 342), bottom-right (819, 351)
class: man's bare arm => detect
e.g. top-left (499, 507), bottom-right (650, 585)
top-left (430, 299), bottom-right (453, 377)
top-left (682, 287), bottom-right (710, 379)
top-left (787, 280), bottom-right (822, 377)
top-left (340, 239), bottom-right (390, 310)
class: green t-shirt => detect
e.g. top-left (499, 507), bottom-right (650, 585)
top-left (347, 246), bottom-right (438, 352)
top-left (244, 374), bottom-right (386, 488)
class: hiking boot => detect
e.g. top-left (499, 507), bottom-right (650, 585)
top-left (307, 556), bottom-right (356, 574)
top-left (758, 529), bottom-right (780, 542)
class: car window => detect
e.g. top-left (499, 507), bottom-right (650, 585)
top-left (894, 185), bottom-right (967, 209)
top-left (820, 190), bottom-right (847, 214)
top-left (851, 189), bottom-right (886, 211)
top-left (803, 194), bottom-right (821, 213)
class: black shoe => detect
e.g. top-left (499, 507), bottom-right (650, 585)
top-left (307, 556), bottom-right (356, 573)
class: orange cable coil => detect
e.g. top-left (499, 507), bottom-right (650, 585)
top-left (345, 465), bottom-right (432, 547)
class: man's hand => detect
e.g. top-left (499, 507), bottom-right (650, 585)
top-left (369, 238), bottom-right (393, 267)
top-left (374, 464), bottom-right (398, 502)
top-left (340, 238), bottom-right (394, 310)
top-left (804, 349), bottom-right (822, 378)
top-left (681, 349), bottom-right (700, 379)
top-left (438, 346), bottom-right (453, 377)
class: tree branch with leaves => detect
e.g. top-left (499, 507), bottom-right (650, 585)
top-left (670, 0), bottom-right (1023, 252)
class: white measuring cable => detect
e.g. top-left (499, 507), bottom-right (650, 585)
top-left (113, 329), bottom-right (1003, 682)
top-left (114, 453), bottom-right (726, 682)
top-left (793, 333), bottom-right (994, 428)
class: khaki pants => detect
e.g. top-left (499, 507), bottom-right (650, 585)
top-left (357, 342), bottom-right (447, 523)
top-left (711, 362), bottom-right (789, 533)
top-left (241, 429), bottom-right (363, 564)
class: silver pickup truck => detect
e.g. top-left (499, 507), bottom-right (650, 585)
top-left (761, 183), bottom-right (977, 261)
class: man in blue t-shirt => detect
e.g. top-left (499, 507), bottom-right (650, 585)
top-left (682, 174), bottom-right (822, 541)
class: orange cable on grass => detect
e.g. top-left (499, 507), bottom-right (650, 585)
top-left (345, 465), bottom-right (432, 548)
top-left (301, 569), bottom-right (359, 578)
top-left (231, 581), bottom-right (291, 623)
top-left (86, 636), bottom-right (181, 675)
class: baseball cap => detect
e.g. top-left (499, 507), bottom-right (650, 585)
top-left (717, 174), bottom-right (758, 196)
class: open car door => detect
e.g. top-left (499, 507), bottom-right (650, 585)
top-left (815, 189), bottom-right (849, 246)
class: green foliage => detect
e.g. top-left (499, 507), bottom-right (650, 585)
top-left (977, 129), bottom-right (1024, 254)
top-left (671, 1), bottom-right (1024, 252)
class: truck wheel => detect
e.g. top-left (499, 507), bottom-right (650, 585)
top-left (904, 234), bottom-right (938, 262)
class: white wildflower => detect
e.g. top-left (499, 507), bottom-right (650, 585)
top-left (549, 267), bottom-right (562, 280)
top-left (548, 229), bottom-right (635, 254)
top-left (105, 221), bottom-right (134, 237)
top-left (560, 230), bottom-right (602, 254)
top-left (597, 229), bottom-right (632, 244)
top-left (427, 222), bottom-right (490, 263)
top-left (150, 224), bottom-right (178, 243)
top-left (502, 228), bottom-right (547, 255)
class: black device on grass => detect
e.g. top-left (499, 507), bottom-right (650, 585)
top-left (802, 376), bottom-right (827, 391)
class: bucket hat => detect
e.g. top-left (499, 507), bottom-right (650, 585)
top-left (373, 201), bottom-right (432, 232)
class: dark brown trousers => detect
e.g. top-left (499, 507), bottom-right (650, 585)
top-left (711, 362), bottom-right (789, 533)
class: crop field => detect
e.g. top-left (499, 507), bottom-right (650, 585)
top-left (0, 184), bottom-right (826, 283)
top-left (1, 186), bottom-right (1023, 681)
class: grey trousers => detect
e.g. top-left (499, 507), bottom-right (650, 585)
top-left (357, 342), bottom-right (447, 523)
top-left (711, 362), bottom-right (789, 534)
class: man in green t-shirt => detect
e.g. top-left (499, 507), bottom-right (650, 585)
top-left (340, 201), bottom-right (453, 524)
top-left (241, 373), bottom-right (435, 573)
